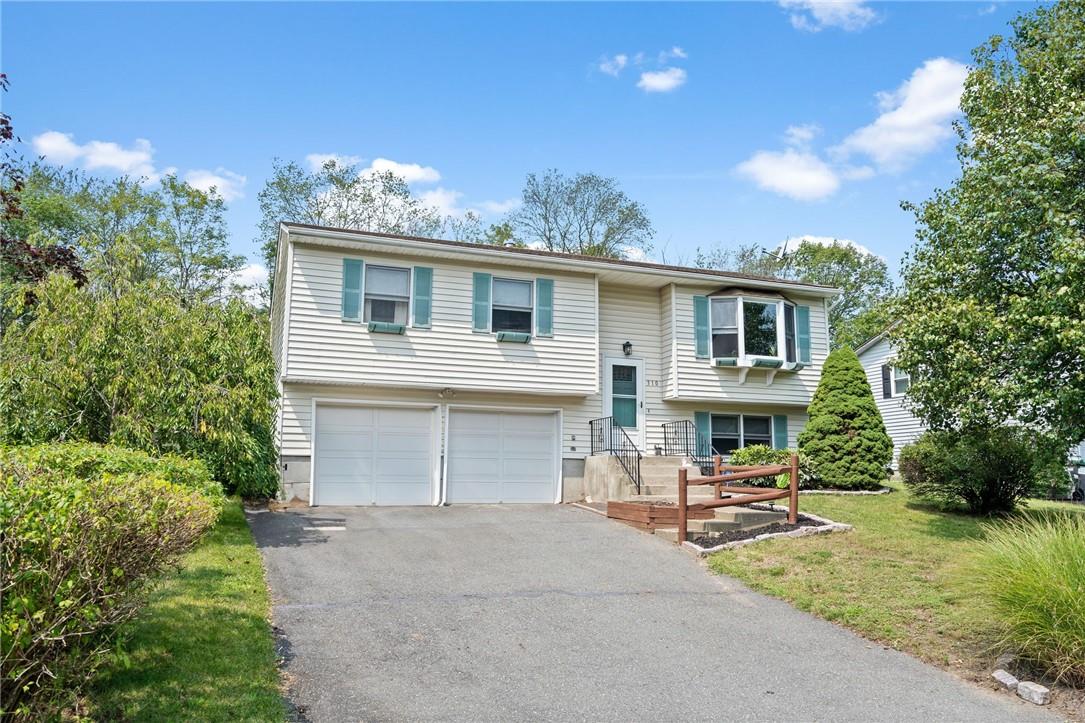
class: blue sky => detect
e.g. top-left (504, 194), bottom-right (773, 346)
top-left (4, 1), bottom-right (1025, 281)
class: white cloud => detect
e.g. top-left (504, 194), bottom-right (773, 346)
top-left (599, 53), bottom-right (629, 76)
top-left (365, 157), bottom-right (441, 184)
top-left (780, 0), bottom-right (877, 32)
top-left (658, 46), bottom-right (687, 63)
top-left (305, 153), bottom-right (363, 171)
top-left (735, 149), bottom-right (840, 201)
top-left (476, 198), bottom-right (521, 215)
top-left (184, 167), bottom-right (247, 202)
top-left (784, 123), bottom-right (821, 148)
top-left (228, 263), bottom-right (268, 305)
top-left (419, 187), bottom-right (465, 217)
top-left (33, 131), bottom-right (157, 178)
top-left (777, 234), bottom-right (878, 257)
top-left (620, 246), bottom-right (655, 263)
top-left (833, 57), bottom-right (967, 171)
top-left (637, 67), bottom-right (687, 93)
top-left (978, 3), bottom-right (997, 15)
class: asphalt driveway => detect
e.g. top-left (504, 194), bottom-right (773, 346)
top-left (249, 504), bottom-right (1050, 722)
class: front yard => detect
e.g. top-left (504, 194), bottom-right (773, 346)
top-left (87, 500), bottom-right (285, 721)
top-left (708, 484), bottom-right (1083, 709)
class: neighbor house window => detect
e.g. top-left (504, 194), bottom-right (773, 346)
top-left (492, 278), bottom-right (532, 333)
top-left (711, 298), bottom-right (739, 357)
top-left (892, 368), bottom-right (911, 397)
top-left (711, 414), bottom-right (773, 455)
top-left (364, 266), bottom-right (410, 325)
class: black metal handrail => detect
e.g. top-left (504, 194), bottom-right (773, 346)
top-left (589, 416), bottom-right (643, 494)
top-left (661, 420), bottom-right (715, 474)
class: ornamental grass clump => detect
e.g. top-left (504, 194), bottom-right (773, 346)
top-left (973, 513), bottom-right (1085, 685)
top-left (0, 445), bottom-right (222, 718)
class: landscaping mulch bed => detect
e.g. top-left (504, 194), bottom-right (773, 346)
top-left (691, 514), bottom-right (828, 549)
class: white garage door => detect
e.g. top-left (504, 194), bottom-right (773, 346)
top-left (446, 409), bottom-right (559, 503)
top-left (313, 404), bottom-right (436, 506)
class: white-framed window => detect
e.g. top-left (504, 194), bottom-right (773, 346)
top-left (892, 367), bottom-right (911, 397)
top-left (492, 277), bottom-right (533, 334)
top-left (364, 265), bottom-right (410, 325)
top-left (710, 296), bottom-right (797, 363)
top-left (710, 414), bottom-right (774, 456)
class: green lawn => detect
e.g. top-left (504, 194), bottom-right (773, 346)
top-left (89, 500), bottom-right (286, 722)
top-left (708, 485), bottom-right (1080, 675)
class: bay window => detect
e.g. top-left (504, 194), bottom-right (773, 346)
top-left (710, 295), bottom-right (799, 363)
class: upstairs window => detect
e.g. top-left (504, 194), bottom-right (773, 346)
top-left (711, 298), bottom-right (739, 357)
top-left (364, 266), bottom-right (410, 325)
top-left (743, 301), bottom-right (778, 357)
top-left (709, 296), bottom-right (800, 362)
top-left (492, 278), bottom-right (532, 333)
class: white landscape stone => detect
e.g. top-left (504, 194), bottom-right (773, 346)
top-left (991, 669), bottom-right (1018, 690)
top-left (1016, 681), bottom-right (1051, 705)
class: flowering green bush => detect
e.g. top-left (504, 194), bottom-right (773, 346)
top-left (0, 445), bottom-right (222, 718)
top-left (727, 445), bottom-right (814, 489)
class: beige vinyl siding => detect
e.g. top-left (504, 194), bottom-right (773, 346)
top-left (672, 285), bottom-right (826, 405)
top-left (858, 337), bottom-right (927, 465)
top-left (280, 382), bottom-right (599, 459)
top-left (285, 244), bottom-right (597, 395)
top-left (659, 284), bottom-right (676, 399)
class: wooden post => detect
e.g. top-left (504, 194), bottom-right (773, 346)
top-left (711, 453), bottom-right (720, 499)
top-left (677, 467), bottom-right (688, 546)
top-left (788, 452), bottom-right (799, 524)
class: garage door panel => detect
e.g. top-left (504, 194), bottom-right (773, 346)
top-left (447, 410), bottom-right (558, 504)
top-left (313, 404), bottom-right (434, 506)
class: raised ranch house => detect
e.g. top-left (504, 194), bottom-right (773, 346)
top-left (269, 223), bottom-right (839, 506)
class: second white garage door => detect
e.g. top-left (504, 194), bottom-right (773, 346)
top-left (445, 409), bottom-right (559, 503)
top-left (312, 404), bottom-right (437, 506)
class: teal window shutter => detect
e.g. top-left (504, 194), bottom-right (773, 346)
top-left (796, 305), bottom-right (812, 363)
top-left (693, 295), bottom-right (709, 359)
top-left (341, 258), bottom-right (363, 321)
top-left (772, 415), bottom-right (788, 449)
top-left (472, 272), bottom-right (492, 332)
top-left (412, 266), bottom-right (433, 328)
top-left (535, 278), bottom-right (553, 337)
top-left (694, 411), bottom-right (712, 457)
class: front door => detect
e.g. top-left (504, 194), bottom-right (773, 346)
top-left (603, 357), bottom-right (645, 450)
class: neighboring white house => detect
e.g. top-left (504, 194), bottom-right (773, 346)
top-left (269, 223), bottom-right (839, 506)
top-left (855, 328), bottom-right (925, 466)
top-left (857, 328), bottom-right (1085, 479)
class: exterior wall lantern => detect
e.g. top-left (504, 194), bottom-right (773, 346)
top-left (622, 341), bottom-right (633, 356)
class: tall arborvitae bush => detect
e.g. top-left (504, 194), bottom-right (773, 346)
top-left (798, 347), bottom-right (892, 490)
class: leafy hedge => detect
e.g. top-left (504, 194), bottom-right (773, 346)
top-left (0, 444), bottom-right (223, 718)
top-left (0, 275), bottom-right (279, 498)
top-left (973, 513), bottom-right (1085, 684)
top-left (727, 445), bottom-right (814, 489)
top-left (899, 428), bottom-right (1054, 514)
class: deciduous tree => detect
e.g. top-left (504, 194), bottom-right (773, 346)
top-left (893, 0), bottom-right (1085, 447)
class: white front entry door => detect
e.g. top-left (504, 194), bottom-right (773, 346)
top-left (603, 357), bottom-right (645, 450)
top-left (312, 404), bottom-right (437, 506)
